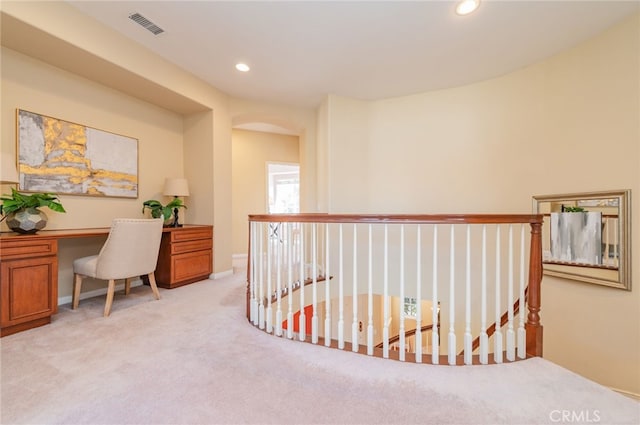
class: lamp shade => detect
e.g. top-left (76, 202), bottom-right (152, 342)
top-left (163, 178), bottom-right (190, 197)
top-left (1, 154), bottom-right (19, 184)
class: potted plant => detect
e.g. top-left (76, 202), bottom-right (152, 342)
top-left (142, 198), bottom-right (187, 226)
top-left (0, 188), bottom-right (66, 234)
top-left (561, 206), bottom-right (585, 212)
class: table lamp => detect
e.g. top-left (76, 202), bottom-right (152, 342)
top-left (163, 177), bottom-right (189, 227)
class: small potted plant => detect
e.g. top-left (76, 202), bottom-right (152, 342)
top-left (561, 206), bottom-right (585, 212)
top-left (142, 198), bottom-right (186, 226)
top-left (0, 188), bottom-right (66, 234)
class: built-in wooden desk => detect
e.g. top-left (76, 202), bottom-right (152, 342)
top-left (0, 225), bottom-right (213, 336)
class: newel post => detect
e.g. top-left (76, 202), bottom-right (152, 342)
top-left (526, 221), bottom-right (543, 357)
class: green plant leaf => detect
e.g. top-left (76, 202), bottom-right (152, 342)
top-left (162, 206), bottom-right (173, 220)
top-left (563, 206), bottom-right (585, 212)
top-left (142, 198), bottom-right (186, 221)
top-left (0, 189), bottom-right (65, 215)
top-left (166, 198), bottom-right (187, 209)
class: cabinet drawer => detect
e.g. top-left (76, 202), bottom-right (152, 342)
top-left (171, 250), bottom-right (212, 283)
top-left (170, 227), bottom-right (213, 243)
top-left (0, 239), bottom-right (57, 260)
top-left (171, 239), bottom-right (213, 255)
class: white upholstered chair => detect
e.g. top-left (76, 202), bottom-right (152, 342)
top-left (72, 218), bottom-right (164, 317)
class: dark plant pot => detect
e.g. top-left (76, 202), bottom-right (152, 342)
top-left (6, 208), bottom-right (48, 234)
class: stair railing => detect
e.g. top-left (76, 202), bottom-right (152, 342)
top-left (247, 214), bottom-right (543, 365)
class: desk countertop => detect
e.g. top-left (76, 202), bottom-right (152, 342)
top-left (0, 228), bottom-right (110, 240)
top-left (0, 224), bottom-right (211, 241)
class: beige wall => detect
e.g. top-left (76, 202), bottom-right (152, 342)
top-left (229, 98), bottom-right (317, 212)
top-left (1, 47), bottom-right (186, 296)
top-left (1, 48), bottom-right (187, 227)
top-left (318, 14), bottom-right (639, 394)
top-left (324, 95), bottom-right (371, 212)
top-left (231, 129), bottom-right (299, 254)
top-left (0, 1), bottom-right (317, 279)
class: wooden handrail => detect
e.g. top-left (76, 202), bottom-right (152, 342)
top-left (375, 324), bottom-right (436, 349)
top-left (249, 213), bottom-right (542, 225)
top-left (267, 275), bottom-right (332, 305)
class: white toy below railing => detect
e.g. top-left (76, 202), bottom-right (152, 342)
top-left (247, 214), bottom-right (543, 365)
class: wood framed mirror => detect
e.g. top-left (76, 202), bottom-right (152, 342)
top-left (533, 190), bottom-right (631, 290)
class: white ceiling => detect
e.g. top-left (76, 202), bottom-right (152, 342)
top-left (67, 1), bottom-right (639, 110)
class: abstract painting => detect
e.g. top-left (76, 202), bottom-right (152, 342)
top-left (17, 109), bottom-right (138, 198)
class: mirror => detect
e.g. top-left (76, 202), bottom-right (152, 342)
top-left (533, 190), bottom-right (631, 290)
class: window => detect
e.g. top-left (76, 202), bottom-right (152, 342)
top-left (403, 297), bottom-right (417, 318)
top-left (267, 163), bottom-right (299, 213)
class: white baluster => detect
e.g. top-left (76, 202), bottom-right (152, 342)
top-left (275, 224), bottom-right (283, 337)
top-left (287, 222), bottom-right (294, 339)
top-left (464, 224), bottom-right (472, 365)
top-left (415, 225), bottom-right (422, 363)
top-left (448, 224), bottom-right (456, 366)
top-left (312, 223), bottom-right (318, 344)
top-left (480, 224), bottom-right (488, 364)
top-left (383, 224), bottom-right (390, 359)
top-left (517, 224), bottom-right (526, 359)
top-left (352, 224), bottom-right (359, 353)
top-left (250, 221), bottom-right (258, 325)
top-left (338, 224), bottom-right (345, 349)
top-left (258, 222), bottom-right (265, 330)
top-left (399, 225), bottom-right (406, 361)
top-left (367, 224), bottom-right (374, 355)
top-left (432, 225), bottom-right (439, 364)
top-left (325, 223), bottom-right (332, 347)
top-left (266, 224), bottom-right (273, 333)
top-left (299, 223), bottom-right (306, 341)
top-left (506, 225), bottom-right (515, 361)
top-left (494, 225), bottom-right (503, 364)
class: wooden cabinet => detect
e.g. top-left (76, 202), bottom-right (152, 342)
top-left (0, 237), bottom-right (58, 337)
top-left (0, 224), bottom-right (213, 336)
top-left (155, 225), bottom-right (213, 289)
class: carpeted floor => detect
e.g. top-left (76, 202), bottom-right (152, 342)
top-left (1, 272), bottom-right (638, 425)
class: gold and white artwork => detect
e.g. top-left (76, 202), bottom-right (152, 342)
top-left (17, 109), bottom-right (138, 198)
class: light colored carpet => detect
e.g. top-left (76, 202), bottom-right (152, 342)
top-left (1, 272), bottom-right (638, 425)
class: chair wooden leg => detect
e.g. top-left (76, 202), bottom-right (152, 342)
top-left (104, 279), bottom-right (116, 317)
top-left (124, 277), bottom-right (133, 295)
top-left (147, 273), bottom-right (161, 300)
top-left (72, 274), bottom-right (83, 309)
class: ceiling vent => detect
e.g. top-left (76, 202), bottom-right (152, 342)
top-left (128, 13), bottom-right (164, 35)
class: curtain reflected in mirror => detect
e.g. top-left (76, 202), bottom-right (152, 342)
top-left (533, 190), bottom-right (631, 290)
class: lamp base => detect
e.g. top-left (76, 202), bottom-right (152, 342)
top-left (170, 207), bottom-right (183, 227)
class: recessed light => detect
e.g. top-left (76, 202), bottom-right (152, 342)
top-left (235, 63), bottom-right (250, 72)
top-left (456, 0), bottom-right (480, 16)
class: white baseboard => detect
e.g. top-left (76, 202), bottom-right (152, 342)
top-left (211, 269), bottom-right (234, 279)
top-left (610, 387), bottom-right (640, 401)
top-left (58, 279), bottom-right (144, 306)
top-left (232, 253), bottom-right (248, 270)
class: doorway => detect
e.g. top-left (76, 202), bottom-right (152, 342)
top-left (267, 162), bottom-right (300, 214)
